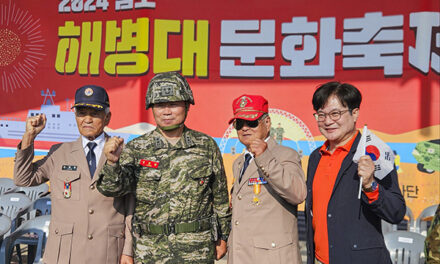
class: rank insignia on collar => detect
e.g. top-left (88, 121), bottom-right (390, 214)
top-left (62, 165), bottom-right (77, 171)
top-left (248, 177), bottom-right (267, 186)
top-left (139, 159), bottom-right (159, 169)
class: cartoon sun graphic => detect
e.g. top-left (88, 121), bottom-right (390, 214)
top-left (0, 0), bottom-right (46, 93)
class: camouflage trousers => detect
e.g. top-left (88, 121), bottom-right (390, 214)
top-left (133, 230), bottom-right (215, 264)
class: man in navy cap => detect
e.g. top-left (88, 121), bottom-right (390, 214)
top-left (14, 85), bottom-right (134, 264)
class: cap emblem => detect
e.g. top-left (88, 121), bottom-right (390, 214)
top-left (84, 88), bottom-right (93, 96)
top-left (239, 96), bottom-right (252, 108)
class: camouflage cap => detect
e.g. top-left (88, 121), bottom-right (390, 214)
top-left (145, 72), bottom-right (195, 109)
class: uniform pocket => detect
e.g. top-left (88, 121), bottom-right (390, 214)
top-left (106, 224), bottom-right (125, 264)
top-left (253, 234), bottom-right (294, 264)
top-left (136, 168), bottom-right (161, 203)
top-left (44, 221), bottom-right (74, 264)
top-left (350, 236), bottom-right (387, 262)
top-left (55, 171), bottom-right (81, 200)
top-left (188, 162), bottom-right (213, 194)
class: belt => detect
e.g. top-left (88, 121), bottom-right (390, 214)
top-left (136, 218), bottom-right (211, 236)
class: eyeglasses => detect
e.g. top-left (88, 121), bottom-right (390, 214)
top-left (313, 109), bottom-right (351, 122)
top-left (233, 116), bottom-right (266, 130)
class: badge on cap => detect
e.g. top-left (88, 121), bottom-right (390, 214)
top-left (84, 88), bottom-right (94, 96)
top-left (239, 96), bottom-right (252, 107)
top-left (64, 181), bottom-right (72, 199)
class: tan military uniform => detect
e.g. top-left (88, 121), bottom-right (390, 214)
top-left (14, 136), bottom-right (133, 264)
top-left (228, 138), bottom-right (307, 264)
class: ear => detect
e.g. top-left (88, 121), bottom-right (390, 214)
top-left (352, 108), bottom-right (359, 122)
top-left (104, 112), bottom-right (111, 126)
top-left (264, 116), bottom-right (272, 131)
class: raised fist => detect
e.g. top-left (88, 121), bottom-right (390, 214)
top-left (104, 136), bottom-right (124, 164)
top-left (25, 114), bottom-right (46, 137)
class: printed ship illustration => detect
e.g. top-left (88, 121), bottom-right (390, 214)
top-left (0, 89), bottom-right (130, 143)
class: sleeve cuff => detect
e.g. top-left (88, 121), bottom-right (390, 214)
top-left (364, 188), bottom-right (380, 203)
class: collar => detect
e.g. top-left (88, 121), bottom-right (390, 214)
top-left (319, 130), bottom-right (359, 155)
top-left (152, 126), bottom-right (195, 149)
top-left (81, 132), bottom-right (105, 149)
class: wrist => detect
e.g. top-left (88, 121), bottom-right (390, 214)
top-left (363, 180), bottom-right (378, 192)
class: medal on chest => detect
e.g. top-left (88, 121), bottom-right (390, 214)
top-left (252, 184), bottom-right (261, 205)
top-left (63, 181), bottom-right (72, 199)
top-left (248, 177), bottom-right (267, 206)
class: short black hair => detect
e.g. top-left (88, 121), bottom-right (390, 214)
top-left (312, 82), bottom-right (362, 111)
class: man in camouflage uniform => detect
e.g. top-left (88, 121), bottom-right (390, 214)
top-left (97, 72), bottom-right (231, 264)
top-left (425, 204), bottom-right (440, 263)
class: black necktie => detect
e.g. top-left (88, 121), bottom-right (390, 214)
top-left (239, 153), bottom-right (252, 183)
top-left (86, 142), bottom-right (97, 178)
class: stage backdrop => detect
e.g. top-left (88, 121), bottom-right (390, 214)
top-left (0, 0), bottom-right (439, 218)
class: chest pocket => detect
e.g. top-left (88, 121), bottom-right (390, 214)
top-left (136, 167), bottom-right (161, 203)
top-left (55, 171), bottom-right (81, 200)
top-left (188, 162), bottom-right (213, 194)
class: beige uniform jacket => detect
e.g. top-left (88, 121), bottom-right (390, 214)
top-left (228, 138), bottom-right (307, 264)
top-left (14, 136), bottom-right (134, 264)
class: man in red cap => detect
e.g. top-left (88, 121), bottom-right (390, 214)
top-left (227, 94), bottom-right (307, 264)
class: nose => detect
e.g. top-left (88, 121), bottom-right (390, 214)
top-left (84, 115), bottom-right (93, 123)
top-left (162, 107), bottom-right (172, 115)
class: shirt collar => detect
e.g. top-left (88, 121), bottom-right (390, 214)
top-left (82, 132), bottom-right (105, 149)
top-left (319, 130), bottom-right (359, 155)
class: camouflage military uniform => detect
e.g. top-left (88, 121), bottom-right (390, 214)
top-left (97, 127), bottom-right (231, 264)
top-left (425, 204), bottom-right (440, 263)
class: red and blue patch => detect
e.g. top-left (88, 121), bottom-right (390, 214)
top-left (248, 177), bottom-right (267, 186)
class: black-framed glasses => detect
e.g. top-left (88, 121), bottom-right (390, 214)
top-left (233, 115), bottom-right (266, 130)
top-left (313, 109), bottom-right (351, 122)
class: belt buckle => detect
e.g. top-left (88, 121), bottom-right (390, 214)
top-left (165, 224), bottom-right (175, 236)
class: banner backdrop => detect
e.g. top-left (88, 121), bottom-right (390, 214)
top-left (0, 0), bottom-right (439, 218)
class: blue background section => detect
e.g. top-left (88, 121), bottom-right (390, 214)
top-left (213, 138), bottom-right (418, 164)
top-left (0, 139), bottom-right (418, 164)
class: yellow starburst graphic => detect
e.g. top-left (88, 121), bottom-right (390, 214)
top-left (0, 0), bottom-right (46, 93)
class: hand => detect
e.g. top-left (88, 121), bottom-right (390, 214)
top-left (214, 239), bottom-right (227, 260)
top-left (248, 138), bottom-right (267, 157)
top-left (104, 136), bottom-right (124, 164)
top-left (358, 155), bottom-right (375, 189)
top-left (21, 114), bottom-right (47, 149)
top-left (25, 114), bottom-right (46, 137)
top-left (120, 254), bottom-right (134, 264)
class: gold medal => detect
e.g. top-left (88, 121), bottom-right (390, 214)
top-left (253, 184), bottom-right (261, 205)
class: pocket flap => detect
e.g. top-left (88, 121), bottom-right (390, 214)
top-left (57, 171), bottom-right (80, 182)
top-left (108, 224), bottom-right (125, 238)
top-left (253, 234), bottom-right (293, 249)
top-left (139, 167), bottom-right (161, 181)
top-left (351, 237), bottom-right (384, 250)
top-left (51, 221), bottom-right (74, 236)
top-left (189, 163), bottom-right (212, 179)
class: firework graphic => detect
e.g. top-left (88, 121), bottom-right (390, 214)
top-left (0, 0), bottom-right (46, 93)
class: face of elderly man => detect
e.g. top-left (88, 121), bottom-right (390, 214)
top-left (236, 115), bottom-right (271, 148)
top-left (75, 106), bottom-right (110, 141)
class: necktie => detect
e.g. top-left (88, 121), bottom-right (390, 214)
top-left (239, 153), bottom-right (252, 183)
top-left (86, 142), bottom-right (97, 178)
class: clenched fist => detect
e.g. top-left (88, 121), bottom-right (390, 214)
top-left (21, 114), bottom-right (47, 149)
top-left (248, 138), bottom-right (268, 157)
top-left (358, 155), bottom-right (375, 189)
top-left (104, 136), bottom-right (124, 165)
